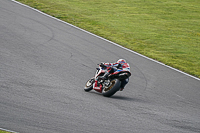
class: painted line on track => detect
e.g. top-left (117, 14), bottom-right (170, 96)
top-left (11, 0), bottom-right (200, 81)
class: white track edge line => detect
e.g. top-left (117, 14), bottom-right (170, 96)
top-left (0, 127), bottom-right (19, 133)
top-left (11, 0), bottom-right (200, 81)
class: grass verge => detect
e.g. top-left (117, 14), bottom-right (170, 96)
top-left (16, 0), bottom-right (200, 78)
top-left (0, 130), bottom-right (12, 133)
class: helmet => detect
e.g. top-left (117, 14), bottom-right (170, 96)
top-left (117, 59), bottom-right (126, 64)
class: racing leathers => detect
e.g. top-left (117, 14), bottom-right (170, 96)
top-left (100, 62), bottom-right (130, 91)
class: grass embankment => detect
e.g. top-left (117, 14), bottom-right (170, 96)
top-left (16, 0), bottom-right (200, 78)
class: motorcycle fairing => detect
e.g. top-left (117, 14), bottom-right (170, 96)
top-left (93, 80), bottom-right (103, 92)
top-left (111, 69), bottom-right (131, 80)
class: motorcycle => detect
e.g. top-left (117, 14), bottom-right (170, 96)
top-left (84, 63), bottom-right (131, 97)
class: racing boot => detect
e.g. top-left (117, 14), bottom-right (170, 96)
top-left (120, 78), bottom-right (129, 91)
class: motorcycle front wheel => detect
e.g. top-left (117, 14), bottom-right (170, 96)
top-left (102, 79), bottom-right (121, 97)
top-left (84, 78), bottom-right (95, 92)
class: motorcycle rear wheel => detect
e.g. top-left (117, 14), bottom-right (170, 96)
top-left (102, 79), bottom-right (121, 97)
top-left (84, 78), bottom-right (94, 92)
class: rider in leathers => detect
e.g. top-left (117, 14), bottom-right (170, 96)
top-left (100, 59), bottom-right (130, 91)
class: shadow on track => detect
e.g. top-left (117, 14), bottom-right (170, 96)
top-left (87, 91), bottom-right (147, 103)
top-left (111, 95), bottom-right (145, 102)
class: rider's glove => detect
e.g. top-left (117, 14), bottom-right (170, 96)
top-left (100, 63), bottom-right (107, 69)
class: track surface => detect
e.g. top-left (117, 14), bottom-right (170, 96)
top-left (0, 1), bottom-right (200, 133)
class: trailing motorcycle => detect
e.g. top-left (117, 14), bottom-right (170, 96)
top-left (84, 63), bottom-right (131, 97)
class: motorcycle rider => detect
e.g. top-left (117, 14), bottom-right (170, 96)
top-left (100, 59), bottom-right (130, 91)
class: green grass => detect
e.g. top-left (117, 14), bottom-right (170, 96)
top-left (16, 0), bottom-right (200, 78)
top-left (0, 130), bottom-right (12, 133)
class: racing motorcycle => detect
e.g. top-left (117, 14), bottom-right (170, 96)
top-left (84, 63), bottom-right (131, 97)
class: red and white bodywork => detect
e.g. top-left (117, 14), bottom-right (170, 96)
top-left (84, 63), bottom-right (131, 97)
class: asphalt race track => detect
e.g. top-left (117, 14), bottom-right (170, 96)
top-left (0, 1), bottom-right (200, 133)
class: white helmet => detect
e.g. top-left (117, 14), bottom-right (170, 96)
top-left (117, 59), bottom-right (126, 64)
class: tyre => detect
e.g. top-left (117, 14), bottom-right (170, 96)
top-left (102, 79), bottom-right (121, 97)
top-left (84, 78), bottom-right (95, 92)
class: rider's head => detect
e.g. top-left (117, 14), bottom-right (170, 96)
top-left (117, 59), bottom-right (126, 64)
